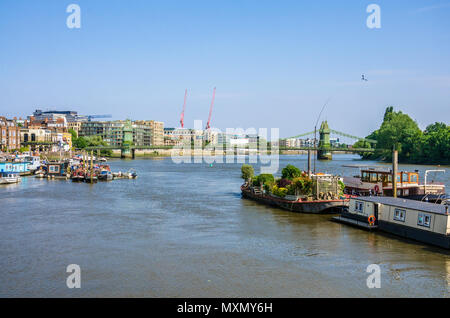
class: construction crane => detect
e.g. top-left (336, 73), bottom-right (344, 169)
top-left (205, 87), bottom-right (216, 130)
top-left (87, 114), bottom-right (112, 122)
top-left (180, 89), bottom-right (188, 128)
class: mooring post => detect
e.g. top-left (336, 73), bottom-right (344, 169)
top-left (90, 150), bottom-right (94, 184)
top-left (307, 149), bottom-right (312, 177)
top-left (392, 149), bottom-right (398, 198)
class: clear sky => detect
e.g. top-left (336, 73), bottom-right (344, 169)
top-left (0, 0), bottom-right (449, 138)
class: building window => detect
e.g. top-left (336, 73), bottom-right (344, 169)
top-left (393, 208), bottom-right (406, 222)
top-left (49, 165), bottom-right (60, 173)
top-left (417, 213), bottom-right (431, 228)
top-left (355, 201), bottom-right (364, 213)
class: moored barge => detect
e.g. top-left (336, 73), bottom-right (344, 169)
top-left (241, 185), bottom-right (349, 213)
top-left (334, 196), bottom-right (450, 249)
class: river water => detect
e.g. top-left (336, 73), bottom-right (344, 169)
top-left (0, 154), bottom-right (449, 297)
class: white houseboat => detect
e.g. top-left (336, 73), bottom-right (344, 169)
top-left (334, 196), bottom-right (450, 249)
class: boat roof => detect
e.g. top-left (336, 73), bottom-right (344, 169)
top-left (352, 196), bottom-right (449, 215)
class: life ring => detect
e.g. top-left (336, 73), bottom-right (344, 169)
top-left (374, 185), bottom-right (380, 193)
top-left (368, 215), bottom-right (376, 226)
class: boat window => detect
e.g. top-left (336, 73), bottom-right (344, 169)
top-left (402, 173), bottom-right (408, 183)
top-left (361, 172), bottom-right (369, 182)
top-left (49, 166), bottom-right (60, 173)
top-left (370, 173), bottom-right (377, 182)
top-left (397, 175), bottom-right (401, 183)
top-left (393, 208), bottom-right (406, 222)
top-left (355, 201), bottom-right (364, 213)
top-left (418, 213), bottom-right (431, 228)
top-left (410, 174), bottom-right (418, 183)
top-left (387, 175), bottom-right (392, 182)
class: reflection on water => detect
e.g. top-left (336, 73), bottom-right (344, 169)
top-left (0, 155), bottom-right (448, 297)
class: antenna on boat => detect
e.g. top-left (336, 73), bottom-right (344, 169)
top-left (313, 97), bottom-right (331, 174)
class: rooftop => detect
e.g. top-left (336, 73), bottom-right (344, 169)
top-left (354, 196), bottom-right (449, 215)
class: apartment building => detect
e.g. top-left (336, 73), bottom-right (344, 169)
top-left (80, 120), bottom-right (158, 147)
top-left (0, 117), bottom-right (21, 151)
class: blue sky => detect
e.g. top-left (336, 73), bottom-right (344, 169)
top-left (0, 0), bottom-right (449, 138)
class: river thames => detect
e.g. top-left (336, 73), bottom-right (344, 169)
top-left (0, 155), bottom-right (449, 297)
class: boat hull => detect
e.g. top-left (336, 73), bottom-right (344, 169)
top-left (241, 187), bottom-right (348, 214)
top-left (378, 220), bottom-right (450, 249)
top-left (334, 209), bottom-right (450, 249)
top-left (0, 177), bottom-right (21, 185)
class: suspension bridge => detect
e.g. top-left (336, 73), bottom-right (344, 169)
top-left (280, 121), bottom-right (377, 160)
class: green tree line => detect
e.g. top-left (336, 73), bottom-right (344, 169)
top-left (354, 107), bottom-right (450, 165)
top-left (69, 129), bottom-right (112, 156)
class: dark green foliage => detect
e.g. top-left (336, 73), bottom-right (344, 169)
top-left (281, 164), bottom-right (302, 180)
top-left (257, 174), bottom-right (275, 185)
top-left (241, 164), bottom-right (254, 181)
top-left (359, 107), bottom-right (449, 164)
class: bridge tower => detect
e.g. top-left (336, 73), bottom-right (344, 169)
top-left (121, 120), bottom-right (134, 159)
top-left (318, 121), bottom-right (332, 160)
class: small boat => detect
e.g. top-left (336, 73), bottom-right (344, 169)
top-left (98, 170), bottom-right (113, 181)
top-left (34, 170), bottom-right (46, 178)
top-left (113, 169), bottom-right (138, 180)
top-left (71, 168), bottom-right (85, 182)
top-left (0, 172), bottom-right (22, 185)
top-left (84, 172), bottom-right (98, 183)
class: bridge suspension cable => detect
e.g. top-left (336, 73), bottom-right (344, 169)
top-left (329, 129), bottom-right (377, 144)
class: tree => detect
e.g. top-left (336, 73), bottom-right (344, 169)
top-left (241, 164), bottom-right (254, 182)
top-left (69, 128), bottom-right (78, 140)
top-left (359, 107), bottom-right (449, 164)
top-left (281, 164), bottom-right (302, 180)
top-left (362, 107), bottom-right (422, 162)
top-left (417, 122), bottom-right (450, 165)
top-left (73, 136), bottom-right (88, 149)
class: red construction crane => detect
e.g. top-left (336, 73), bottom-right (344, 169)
top-left (180, 89), bottom-right (188, 128)
top-left (205, 87), bottom-right (216, 130)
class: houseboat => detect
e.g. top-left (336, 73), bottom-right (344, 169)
top-left (44, 161), bottom-right (70, 179)
top-left (343, 167), bottom-right (446, 202)
top-left (0, 161), bottom-right (30, 177)
top-left (334, 196), bottom-right (450, 249)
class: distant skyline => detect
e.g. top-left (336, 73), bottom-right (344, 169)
top-left (0, 0), bottom-right (449, 138)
